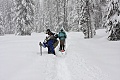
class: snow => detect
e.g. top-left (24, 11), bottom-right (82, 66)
top-left (0, 29), bottom-right (120, 80)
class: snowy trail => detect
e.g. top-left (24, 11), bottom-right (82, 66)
top-left (43, 41), bottom-right (71, 80)
top-left (0, 30), bottom-right (120, 80)
top-left (55, 56), bottom-right (71, 80)
top-left (43, 52), bottom-right (71, 80)
top-left (54, 42), bottom-right (71, 80)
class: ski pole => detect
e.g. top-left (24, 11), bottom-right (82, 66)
top-left (39, 42), bottom-right (42, 56)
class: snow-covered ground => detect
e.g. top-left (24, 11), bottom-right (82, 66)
top-left (0, 29), bottom-right (120, 80)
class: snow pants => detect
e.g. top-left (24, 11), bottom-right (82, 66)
top-left (43, 39), bottom-right (55, 55)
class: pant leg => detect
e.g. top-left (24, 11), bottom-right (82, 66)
top-left (43, 42), bottom-right (47, 48)
top-left (62, 45), bottom-right (65, 50)
top-left (60, 45), bottom-right (62, 51)
top-left (60, 40), bottom-right (65, 50)
top-left (48, 40), bottom-right (55, 55)
top-left (48, 47), bottom-right (51, 53)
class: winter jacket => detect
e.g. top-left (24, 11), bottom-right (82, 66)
top-left (58, 31), bottom-right (67, 40)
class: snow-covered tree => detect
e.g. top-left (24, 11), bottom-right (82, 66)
top-left (63, 0), bottom-right (68, 31)
top-left (68, 0), bottom-right (84, 32)
top-left (14, 0), bottom-right (35, 35)
top-left (106, 0), bottom-right (120, 41)
top-left (0, 0), bottom-right (14, 34)
top-left (34, 0), bottom-right (43, 33)
top-left (42, 0), bottom-right (52, 31)
top-left (80, 0), bottom-right (96, 38)
top-left (0, 12), bottom-right (4, 35)
top-left (42, 0), bottom-right (65, 32)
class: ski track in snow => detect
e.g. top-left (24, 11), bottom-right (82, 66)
top-left (44, 51), bottom-right (71, 80)
top-left (56, 54), bottom-right (71, 80)
top-left (43, 49), bottom-right (108, 80)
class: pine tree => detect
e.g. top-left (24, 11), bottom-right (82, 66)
top-left (42, 0), bottom-right (65, 32)
top-left (0, 0), bottom-right (14, 35)
top-left (34, 0), bottom-right (43, 33)
top-left (80, 0), bottom-right (95, 38)
top-left (63, 0), bottom-right (68, 31)
top-left (106, 0), bottom-right (120, 41)
top-left (0, 12), bottom-right (4, 35)
top-left (14, 0), bottom-right (34, 35)
top-left (42, 0), bottom-right (52, 30)
top-left (67, 0), bottom-right (81, 31)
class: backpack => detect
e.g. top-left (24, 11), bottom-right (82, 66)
top-left (58, 32), bottom-right (66, 40)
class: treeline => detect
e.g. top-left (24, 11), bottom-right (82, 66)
top-left (0, 0), bottom-right (120, 40)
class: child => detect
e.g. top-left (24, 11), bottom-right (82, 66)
top-left (58, 29), bottom-right (67, 52)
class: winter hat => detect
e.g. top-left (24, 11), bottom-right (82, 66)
top-left (60, 28), bottom-right (63, 32)
top-left (46, 29), bottom-right (50, 34)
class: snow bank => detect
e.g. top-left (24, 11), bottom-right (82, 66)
top-left (0, 29), bottom-right (120, 80)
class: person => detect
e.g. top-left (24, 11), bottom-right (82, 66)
top-left (58, 28), bottom-right (67, 52)
top-left (40, 29), bottom-right (59, 55)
